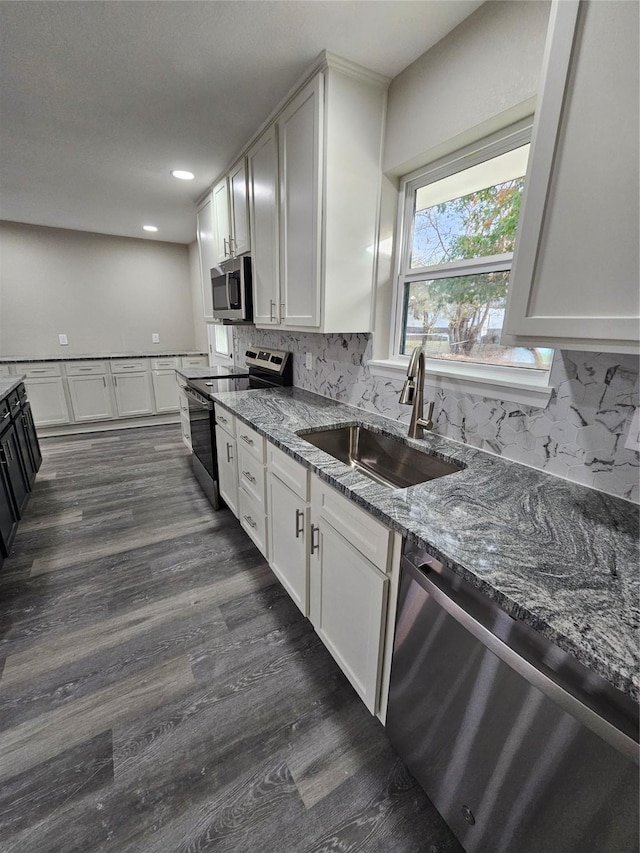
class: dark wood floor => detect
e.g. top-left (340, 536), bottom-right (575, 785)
top-left (0, 423), bottom-right (462, 853)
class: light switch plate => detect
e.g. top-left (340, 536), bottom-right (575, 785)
top-left (305, 352), bottom-right (313, 370)
top-left (152, 333), bottom-right (160, 344)
top-left (58, 334), bottom-right (68, 345)
top-left (624, 408), bottom-right (640, 452)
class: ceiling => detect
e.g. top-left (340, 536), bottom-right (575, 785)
top-left (0, 0), bottom-right (484, 245)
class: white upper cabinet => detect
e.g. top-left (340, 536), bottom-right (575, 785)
top-left (278, 74), bottom-right (323, 328)
top-left (503, 0), bottom-right (639, 354)
top-left (196, 195), bottom-right (215, 321)
top-left (248, 125), bottom-right (280, 325)
top-left (245, 54), bottom-right (388, 334)
top-left (228, 158), bottom-right (250, 256)
top-left (212, 178), bottom-right (231, 265)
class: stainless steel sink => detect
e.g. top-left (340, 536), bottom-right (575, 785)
top-left (299, 425), bottom-right (463, 488)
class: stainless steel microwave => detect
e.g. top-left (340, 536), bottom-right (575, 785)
top-left (211, 256), bottom-right (253, 323)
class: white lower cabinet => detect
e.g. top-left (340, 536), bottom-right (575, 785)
top-left (24, 377), bottom-right (70, 427)
top-left (215, 423), bottom-right (239, 518)
top-left (176, 375), bottom-right (191, 450)
top-left (267, 470), bottom-right (309, 614)
top-left (67, 374), bottom-right (113, 422)
top-left (151, 370), bottom-right (179, 413)
top-left (112, 372), bottom-right (153, 418)
top-left (263, 439), bottom-right (392, 715)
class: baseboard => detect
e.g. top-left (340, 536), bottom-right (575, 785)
top-left (37, 413), bottom-right (181, 438)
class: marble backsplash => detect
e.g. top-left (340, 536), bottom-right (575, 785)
top-left (233, 328), bottom-right (640, 503)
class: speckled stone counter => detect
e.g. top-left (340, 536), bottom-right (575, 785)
top-left (0, 376), bottom-right (25, 400)
top-left (0, 351), bottom-right (207, 363)
top-left (210, 386), bottom-right (640, 702)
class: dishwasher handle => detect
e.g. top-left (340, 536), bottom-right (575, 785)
top-left (401, 555), bottom-right (639, 762)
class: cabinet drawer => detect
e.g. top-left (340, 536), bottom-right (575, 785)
top-left (238, 446), bottom-right (266, 508)
top-left (239, 488), bottom-right (267, 557)
top-left (236, 422), bottom-right (265, 463)
top-left (214, 405), bottom-right (236, 436)
top-left (181, 356), bottom-right (208, 367)
top-left (15, 363), bottom-right (61, 378)
top-left (312, 475), bottom-right (391, 573)
top-left (151, 357), bottom-right (179, 370)
top-left (267, 442), bottom-right (308, 500)
top-left (111, 359), bottom-right (147, 373)
top-left (65, 361), bottom-right (107, 376)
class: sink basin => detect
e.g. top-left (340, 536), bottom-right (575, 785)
top-left (299, 425), bottom-right (463, 488)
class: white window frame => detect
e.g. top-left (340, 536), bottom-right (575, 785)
top-left (369, 119), bottom-right (554, 408)
top-left (207, 322), bottom-right (234, 366)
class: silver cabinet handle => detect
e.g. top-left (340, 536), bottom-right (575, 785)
top-left (217, 414), bottom-right (227, 424)
top-left (78, 367), bottom-right (93, 371)
top-left (6, 441), bottom-right (13, 463)
top-left (226, 442), bottom-right (233, 463)
top-left (295, 509), bottom-right (304, 539)
top-left (113, 376), bottom-right (118, 387)
top-left (240, 434), bottom-right (254, 446)
top-left (269, 299), bottom-right (275, 322)
top-left (310, 523), bottom-right (320, 555)
top-left (242, 470), bottom-right (256, 483)
top-left (2, 411), bottom-right (10, 421)
top-left (30, 369), bottom-right (47, 373)
top-left (228, 235), bottom-right (235, 255)
top-left (102, 376), bottom-right (107, 387)
top-left (223, 238), bottom-right (230, 257)
top-left (243, 514), bottom-right (257, 529)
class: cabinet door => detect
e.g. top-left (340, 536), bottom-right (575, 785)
top-left (310, 518), bottom-right (388, 714)
top-left (21, 403), bottom-right (42, 473)
top-left (215, 425), bottom-right (238, 517)
top-left (229, 158), bottom-right (250, 256)
top-left (278, 73), bottom-right (323, 328)
top-left (503, 0), bottom-right (639, 352)
top-left (267, 472), bottom-right (308, 614)
top-left (67, 375), bottom-right (114, 422)
top-left (0, 464), bottom-right (18, 558)
top-left (151, 370), bottom-right (179, 413)
top-left (112, 372), bottom-right (153, 418)
top-left (0, 425), bottom-right (30, 516)
top-left (248, 126), bottom-right (280, 325)
top-left (196, 196), bottom-right (215, 321)
top-left (212, 179), bottom-right (231, 264)
top-left (24, 378), bottom-right (70, 426)
top-left (14, 409), bottom-right (36, 486)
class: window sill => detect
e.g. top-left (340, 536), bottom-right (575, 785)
top-left (368, 357), bottom-right (553, 408)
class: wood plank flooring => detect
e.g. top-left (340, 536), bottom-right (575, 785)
top-left (0, 423), bottom-right (462, 853)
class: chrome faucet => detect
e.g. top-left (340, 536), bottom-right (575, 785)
top-left (399, 348), bottom-right (435, 439)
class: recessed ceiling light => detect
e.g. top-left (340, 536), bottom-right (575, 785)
top-left (143, 225), bottom-right (158, 232)
top-left (171, 170), bottom-right (195, 180)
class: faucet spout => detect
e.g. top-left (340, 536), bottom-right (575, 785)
top-left (400, 348), bottom-right (435, 439)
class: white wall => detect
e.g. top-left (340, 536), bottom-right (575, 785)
top-left (0, 221), bottom-right (198, 356)
top-left (384, 0), bottom-right (551, 175)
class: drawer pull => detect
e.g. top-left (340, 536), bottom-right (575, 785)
top-left (102, 376), bottom-right (106, 388)
top-left (226, 442), bottom-right (233, 463)
top-left (310, 523), bottom-right (320, 555)
top-left (243, 514), bottom-right (257, 529)
top-left (240, 434), bottom-right (254, 446)
top-left (242, 470), bottom-right (256, 483)
top-left (295, 509), bottom-right (305, 539)
top-left (2, 411), bottom-right (9, 421)
top-left (217, 414), bottom-right (228, 424)
top-left (30, 369), bottom-right (47, 373)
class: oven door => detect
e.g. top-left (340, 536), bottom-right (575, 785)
top-left (185, 386), bottom-right (215, 477)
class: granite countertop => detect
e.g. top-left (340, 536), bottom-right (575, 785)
top-left (0, 376), bottom-right (26, 401)
top-left (0, 351), bottom-right (207, 363)
top-left (176, 365), bottom-right (249, 381)
top-left (210, 386), bottom-right (640, 702)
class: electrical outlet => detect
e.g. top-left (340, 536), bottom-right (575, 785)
top-left (305, 352), bottom-right (313, 370)
top-left (624, 408), bottom-right (640, 452)
top-left (58, 334), bottom-right (68, 346)
top-left (152, 333), bottom-right (160, 344)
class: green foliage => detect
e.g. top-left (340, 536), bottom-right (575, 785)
top-left (408, 178), bottom-right (523, 355)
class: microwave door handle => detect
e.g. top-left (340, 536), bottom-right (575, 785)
top-left (225, 273), bottom-right (233, 311)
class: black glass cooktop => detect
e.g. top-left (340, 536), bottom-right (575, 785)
top-left (188, 377), bottom-right (251, 397)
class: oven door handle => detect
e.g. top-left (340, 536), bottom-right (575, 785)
top-left (184, 387), bottom-right (213, 410)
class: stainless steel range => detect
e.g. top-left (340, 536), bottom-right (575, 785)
top-left (185, 347), bottom-right (292, 509)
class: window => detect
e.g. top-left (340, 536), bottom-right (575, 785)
top-left (393, 125), bottom-right (553, 375)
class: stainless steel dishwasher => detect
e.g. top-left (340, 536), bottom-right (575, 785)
top-left (386, 544), bottom-right (639, 853)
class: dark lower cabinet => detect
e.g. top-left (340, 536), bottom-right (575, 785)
top-left (0, 383), bottom-right (42, 567)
